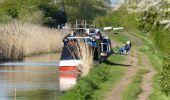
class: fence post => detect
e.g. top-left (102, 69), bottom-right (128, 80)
top-left (14, 88), bottom-right (16, 100)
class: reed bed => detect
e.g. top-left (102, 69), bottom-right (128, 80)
top-left (0, 22), bottom-right (64, 60)
top-left (78, 43), bottom-right (94, 76)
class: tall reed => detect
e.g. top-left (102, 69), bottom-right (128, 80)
top-left (0, 21), bottom-right (64, 60)
top-left (78, 43), bottom-right (94, 76)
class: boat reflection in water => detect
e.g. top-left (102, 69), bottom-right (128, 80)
top-left (58, 46), bottom-right (82, 91)
top-left (59, 64), bottom-right (81, 91)
top-left (59, 73), bottom-right (78, 91)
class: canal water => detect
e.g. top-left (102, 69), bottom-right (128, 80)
top-left (0, 53), bottom-right (62, 100)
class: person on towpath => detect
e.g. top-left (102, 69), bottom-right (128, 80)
top-left (124, 41), bottom-right (131, 54)
top-left (118, 45), bottom-right (126, 55)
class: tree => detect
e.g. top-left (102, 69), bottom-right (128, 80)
top-left (39, 3), bottom-right (67, 27)
top-left (64, 0), bottom-right (111, 23)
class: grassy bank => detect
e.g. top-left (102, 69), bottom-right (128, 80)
top-left (129, 31), bottom-right (170, 100)
top-left (60, 54), bottom-right (127, 100)
top-left (91, 55), bottom-right (126, 100)
top-left (149, 54), bottom-right (170, 100)
top-left (0, 21), bottom-right (64, 60)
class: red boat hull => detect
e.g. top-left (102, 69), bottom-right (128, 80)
top-left (59, 66), bottom-right (80, 72)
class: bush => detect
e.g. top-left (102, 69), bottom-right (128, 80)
top-left (85, 64), bottom-right (110, 88)
top-left (62, 80), bottom-right (93, 100)
top-left (95, 7), bottom-right (140, 31)
top-left (160, 56), bottom-right (170, 96)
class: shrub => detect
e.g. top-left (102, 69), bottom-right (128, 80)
top-left (86, 64), bottom-right (110, 87)
top-left (160, 55), bottom-right (170, 96)
top-left (62, 80), bottom-right (93, 100)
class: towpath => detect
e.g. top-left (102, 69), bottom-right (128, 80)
top-left (106, 50), bottom-right (138, 100)
top-left (105, 32), bottom-right (157, 100)
top-left (138, 54), bottom-right (157, 100)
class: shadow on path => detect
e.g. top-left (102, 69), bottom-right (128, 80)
top-left (104, 60), bottom-right (131, 67)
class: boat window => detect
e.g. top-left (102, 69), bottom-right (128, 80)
top-left (60, 47), bottom-right (80, 60)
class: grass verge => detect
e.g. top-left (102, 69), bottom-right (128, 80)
top-left (60, 54), bottom-right (127, 100)
top-left (130, 31), bottom-right (170, 100)
top-left (149, 54), bottom-right (170, 100)
top-left (91, 55), bottom-right (126, 100)
top-left (109, 32), bottom-right (129, 44)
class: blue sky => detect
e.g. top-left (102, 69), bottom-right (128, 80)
top-left (111, 0), bottom-right (118, 5)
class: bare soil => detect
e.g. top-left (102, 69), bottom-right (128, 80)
top-left (105, 51), bottom-right (138, 100)
top-left (138, 54), bottom-right (157, 100)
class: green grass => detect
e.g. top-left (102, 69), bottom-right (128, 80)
top-left (91, 67), bottom-right (125, 100)
top-left (149, 53), bottom-right (170, 100)
top-left (130, 31), bottom-right (170, 100)
top-left (122, 69), bottom-right (149, 100)
top-left (130, 31), bottom-right (152, 45)
top-left (122, 83), bottom-right (142, 100)
top-left (61, 54), bottom-right (127, 100)
top-left (121, 31), bottom-right (158, 100)
top-left (149, 74), bottom-right (170, 100)
top-left (137, 53), bottom-right (143, 66)
top-left (148, 54), bottom-right (162, 71)
top-left (109, 32), bottom-right (130, 44)
top-left (138, 45), bottom-right (150, 53)
top-left (91, 55), bottom-right (127, 100)
top-left (108, 31), bottom-right (151, 100)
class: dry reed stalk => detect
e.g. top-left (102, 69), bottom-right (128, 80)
top-left (78, 43), bottom-right (94, 76)
top-left (0, 21), bottom-right (64, 60)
